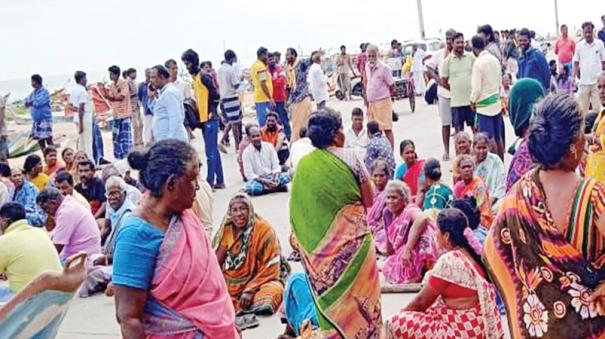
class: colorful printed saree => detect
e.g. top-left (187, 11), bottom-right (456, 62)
top-left (213, 194), bottom-right (284, 314)
top-left (368, 190), bottom-right (388, 254)
top-left (144, 210), bottom-right (238, 338)
top-left (386, 250), bottom-right (502, 339)
top-left (454, 177), bottom-right (493, 229)
top-left (290, 149), bottom-right (382, 338)
top-left (381, 204), bottom-right (438, 284)
top-left (484, 169), bottom-right (605, 338)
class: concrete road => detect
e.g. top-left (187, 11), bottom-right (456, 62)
top-left (57, 96), bottom-right (514, 338)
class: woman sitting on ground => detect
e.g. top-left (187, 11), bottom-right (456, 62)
top-left (62, 147), bottom-right (75, 173)
top-left (112, 139), bottom-right (238, 338)
top-left (506, 78), bottom-right (544, 191)
top-left (367, 159), bottom-right (392, 253)
top-left (394, 139), bottom-right (425, 204)
top-left (451, 131), bottom-right (472, 184)
top-left (381, 180), bottom-right (438, 284)
top-left (23, 154), bottom-right (49, 191)
top-left (473, 133), bottom-right (505, 210)
top-left (42, 145), bottom-right (65, 177)
top-left (80, 176), bottom-right (136, 297)
top-left (485, 94), bottom-right (605, 337)
top-left (454, 155), bottom-right (493, 228)
top-left (71, 150), bottom-right (89, 184)
top-left (214, 193), bottom-right (284, 317)
top-left (385, 208), bottom-right (502, 338)
top-left (421, 158), bottom-right (453, 218)
top-left (450, 197), bottom-right (486, 245)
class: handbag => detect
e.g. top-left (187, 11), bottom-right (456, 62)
top-left (183, 98), bottom-right (200, 130)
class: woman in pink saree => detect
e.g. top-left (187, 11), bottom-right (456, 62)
top-left (367, 159), bottom-right (392, 254)
top-left (112, 140), bottom-right (239, 338)
top-left (381, 180), bottom-right (439, 284)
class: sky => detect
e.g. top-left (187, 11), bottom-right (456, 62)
top-left (1, 0), bottom-right (604, 82)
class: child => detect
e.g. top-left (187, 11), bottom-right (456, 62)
top-left (421, 158), bottom-right (453, 220)
top-left (557, 65), bottom-right (574, 95)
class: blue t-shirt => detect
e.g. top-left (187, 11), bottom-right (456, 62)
top-left (394, 162), bottom-right (425, 182)
top-left (112, 216), bottom-right (164, 290)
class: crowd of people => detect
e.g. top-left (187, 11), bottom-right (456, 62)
top-left (0, 16), bottom-right (605, 339)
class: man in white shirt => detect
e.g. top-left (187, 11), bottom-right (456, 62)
top-left (344, 107), bottom-right (369, 157)
top-left (217, 50), bottom-right (243, 151)
top-left (165, 59), bottom-right (193, 100)
top-left (69, 71), bottom-right (94, 159)
top-left (242, 126), bottom-right (291, 196)
top-left (412, 44), bottom-right (427, 95)
top-left (470, 35), bottom-right (505, 160)
top-left (289, 126), bottom-right (315, 170)
top-left (426, 29), bottom-right (455, 161)
top-left (149, 65), bottom-right (188, 143)
top-left (308, 51), bottom-right (329, 109)
top-left (574, 21), bottom-right (605, 112)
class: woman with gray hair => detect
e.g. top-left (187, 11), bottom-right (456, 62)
top-left (80, 175), bottom-right (136, 297)
top-left (380, 180), bottom-right (438, 284)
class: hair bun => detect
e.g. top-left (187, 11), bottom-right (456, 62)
top-left (128, 150), bottom-right (148, 171)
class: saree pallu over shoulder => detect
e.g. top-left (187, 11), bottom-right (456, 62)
top-left (290, 149), bottom-right (383, 338)
top-left (146, 209), bottom-right (238, 339)
top-left (484, 169), bottom-right (605, 339)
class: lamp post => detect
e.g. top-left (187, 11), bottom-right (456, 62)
top-left (554, 0), bottom-right (560, 35)
top-left (417, 0), bottom-right (426, 40)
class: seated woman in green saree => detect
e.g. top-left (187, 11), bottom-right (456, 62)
top-left (485, 94), bottom-right (605, 338)
top-left (290, 110), bottom-right (382, 338)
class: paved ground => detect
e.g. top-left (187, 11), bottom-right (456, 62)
top-left (55, 95), bottom-right (515, 338)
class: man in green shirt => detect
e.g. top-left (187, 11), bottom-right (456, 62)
top-left (0, 203), bottom-right (62, 302)
top-left (441, 31), bottom-right (476, 133)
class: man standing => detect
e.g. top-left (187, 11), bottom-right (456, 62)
top-left (470, 35), bottom-right (505, 160)
top-left (24, 74), bottom-right (53, 152)
top-left (411, 44), bottom-right (427, 95)
top-left (149, 65), bottom-right (188, 143)
top-left (336, 45), bottom-right (356, 101)
top-left (517, 28), bottom-right (551, 91)
top-left (69, 71), bottom-right (94, 159)
top-left (442, 32), bottom-right (476, 133)
top-left (251, 47), bottom-right (273, 126)
top-left (181, 49), bottom-right (225, 189)
top-left (106, 65), bottom-right (133, 160)
top-left (555, 24), bottom-right (576, 75)
top-left (357, 43), bottom-right (368, 77)
top-left (217, 50), bottom-right (243, 150)
top-left (477, 24), bottom-right (503, 68)
top-left (573, 21), bottom-right (605, 113)
top-left (165, 59), bottom-right (193, 100)
top-left (426, 29), bottom-right (456, 160)
top-left (0, 93), bottom-right (8, 162)
top-left (309, 51), bottom-right (329, 109)
top-left (126, 69), bottom-right (143, 148)
top-left (138, 68), bottom-right (153, 145)
top-left (288, 56), bottom-right (313, 142)
top-left (268, 52), bottom-right (291, 140)
top-left (285, 48), bottom-right (299, 99)
top-left (364, 44), bottom-right (395, 147)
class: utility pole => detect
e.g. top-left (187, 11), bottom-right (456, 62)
top-left (417, 0), bottom-right (426, 40)
top-left (554, 0), bottom-right (560, 35)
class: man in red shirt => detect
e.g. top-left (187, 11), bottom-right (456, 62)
top-left (260, 112), bottom-right (289, 166)
top-left (268, 52), bottom-right (291, 140)
top-left (554, 24), bottom-right (576, 75)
